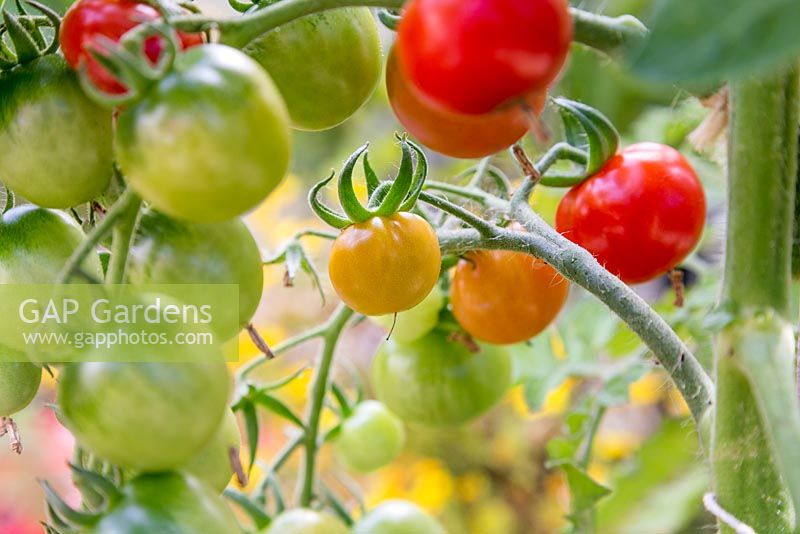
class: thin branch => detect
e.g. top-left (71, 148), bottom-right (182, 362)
top-left (237, 324), bottom-right (328, 380)
top-left (418, 191), bottom-right (498, 235)
top-left (703, 493), bottom-right (756, 534)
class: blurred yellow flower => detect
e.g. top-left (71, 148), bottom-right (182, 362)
top-left (593, 429), bottom-right (641, 461)
top-left (629, 371), bottom-right (666, 405)
top-left (542, 377), bottom-right (578, 415)
top-left (456, 471), bottom-right (489, 504)
top-left (468, 498), bottom-right (516, 534)
top-left (665, 384), bottom-right (691, 418)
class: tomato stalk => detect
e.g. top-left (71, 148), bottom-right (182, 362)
top-left (105, 192), bottom-right (142, 284)
top-left (712, 67), bottom-right (800, 531)
top-left (297, 303), bottom-right (354, 506)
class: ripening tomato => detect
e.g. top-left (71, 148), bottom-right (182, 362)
top-left (335, 400), bottom-right (405, 473)
top-left (386, 48), bottom-right (545, 158)
top-left (372, 330), bottom-right (512, 426)
top-left (92, 472), bottom-right (241, 533)
top-left (369, 285), bottom-right (443, 343)
top-left (397, 0), bottom-right (571, 114)
top-left (555, 143), bottom-right (706, 284)
top-left (450, 249), bottom-right (569, 344)
top-left (263, 509), bottom-right (349, 534)
top-left (183, 409), bottom-right (241, 493)
top-left (0, 55), bottom-right (113, 208)
top-left (244, 8), bottom-right (382, 131)
top-left (58, 360), bottom-right (230, 472)
top-left (127, 209), bottom-right (264, 339)
top-left (353, 500), bottom-right (446, 534)
top-left (0, 205), bottom-right (101, 284)
top-left (0, 359), bottom-right (42, 417)
top-left (329, 213), bottom-right (441, 316)
top-left (115, 45), bottom-right (291, 223)
top-left (60, 0), bottom-right (203, 94)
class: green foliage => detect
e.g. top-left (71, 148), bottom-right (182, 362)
top-left (630, 0), bottom-right (800, 86)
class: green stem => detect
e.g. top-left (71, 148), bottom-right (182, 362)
top-left (237, 324), bottom-right (328, 380)
top-left (56, 190), bottom-right (140, 285)
top-left (298, 304), bottom-right (354, 507)
top-left (165, 4), bottom-right (644, 53)
top-left (105, 195), bottom-right (142, 285)
top-left (713, 67), bottom-right (800, 532)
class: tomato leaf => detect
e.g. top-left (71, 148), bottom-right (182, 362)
top-left (238, 400), bottom-right (259, 474)
top-left (562, 463), bottom-right (612, 514)
top-left (629, 0), bottom-right (800, 85)
top-left (223, 489), bottom-right (271, 530)
top-left (252, 392), bottom-right (306, 429)
top-left (261, 367), bottom-right (310, 392)
top-left (330, 382), bottom-right (352, 418)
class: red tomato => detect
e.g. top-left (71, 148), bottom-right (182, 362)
top-left (555, 143), bottom-right (706, 284)
top-left (386, 48), bottom-right (546, 159)
top-left (397, 0), bottom-right (571, 114)
top-left (60, 0), bottom-right (203, 94)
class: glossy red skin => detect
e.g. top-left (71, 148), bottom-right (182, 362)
top-left (397, 0), bottom-right (571, 114)
top-left (555, 143), bottom-right (706, 284)
top-left (60, 0), bottom-right (203, 94)
top-left (386, 48), bottom-right (545, 159)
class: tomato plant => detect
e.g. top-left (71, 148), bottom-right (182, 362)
top-left (353, 500), bottom-right (446, 534)
top-left (264, 509), bottom-right (349, 534)
top-left (0, 361), bottom-right (41, 417)
top-left (58, 361), bottom-right (230, 471)
top-left (555, 143), bottom-right (706, 284)
top-left (244, 8), bottom-right (382, 131)
top-left (0, 54), bottom-right (113, 208)
top-left (0, 205), bottom-right (100, 283)
top-left (127, 209), bottom-right (264, 339)
top-left (334, 400), bottom-right (405, 473)
top-left (329, 212), bottom-right (441, 316)
top-left (371, 330), bottom-right (513, 425)
top-left (183, 409), bottom-right (240, 493)
top-left (115, 44), bottom-right (291, 223)
top-left (368, 284), bottom-right (443, 343)
top-left (450, 249), bottom-right (569, 344)
top-left (386, 48), bottom-right (545, 158)
top-left (60, 0), bottom-right (203, 95)
top-left (397, 0), bottom-right (571, 114)
top-left (91, 472), bottom-right (240, 533)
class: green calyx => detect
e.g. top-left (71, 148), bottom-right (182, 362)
top-left (537, 98), bottom-right (620, 187)
top-left (0, 0), bottom-right (60, 70)
top-left (42, 463), bottom-right (125, 532)
top-left (78, 22), bottom-right (181, 107)
top-left (309, 136), bottom-right (428, 229)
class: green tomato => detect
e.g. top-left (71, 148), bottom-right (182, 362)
top-left (91, 472), bottom-right (241, 533)
top-left (244, 8), bottom-right (382, 131)
top-left (369, 286), bottom-right (443, 343)
top-left (263, 509), bottom-right (349, 534)
top-left (183, 409), bottom-right (241, 493)
top-left (335, 400), bottom-right (405, 473)
top-left (116, 44), bottom-right (291, 222)
top-left (353, 500), bottom-right (446, 534)
top-left (0, 54), bottom-right (113, 208)
top-left (58, 360), bottom-right (230, 472)
top-left (0, 355), bottom-right (42, 417)
top-left (0, 205), bottom-right (101, 283)
top-left (127, 209), bottom-right (264, 339)
top-left (372, 330), bottom-right (512, 426)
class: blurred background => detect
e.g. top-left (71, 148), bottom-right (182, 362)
top-left (1, 0), bottom-right (736, 532)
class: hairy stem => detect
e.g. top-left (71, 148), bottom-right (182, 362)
top-left (105, 195), bottom-right (142, 285)
top-left (713, 67), bottom-right (800, 532)
top-left (298, 304), bottom-right (354, 506)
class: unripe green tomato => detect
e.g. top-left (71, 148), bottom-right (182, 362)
top-left (0, 54), bottom-right (112, 208)
top-left (369, 285), bottom-right (443, 343)
top-left (244, 8), bottom-right (382, 131)
top-left (183, 409), bottom-right (241, 493)
top-left (353, 500), bottom-right (446, 534)
top-left (372, 330), bottom-right (512, 426)
top-left (0, 205), bottom-right (101, 284)
top-left (335, 400), bottom-right (405, 473)
top-left (115, 44), bottom-right (291, 222)
top-left (263, 509), bottom-right (349, 534)
top-left (0, 357), bottom-right (42, 417)
top-left (127, 209), bottom-right (264, 340)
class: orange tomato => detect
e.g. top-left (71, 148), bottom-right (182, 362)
top-left (386, 49), bottom-right (546, 159)
top-left (450, 249), bottom-right (568, 344)
top-left (329, 212), bottom-right (441, 315)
